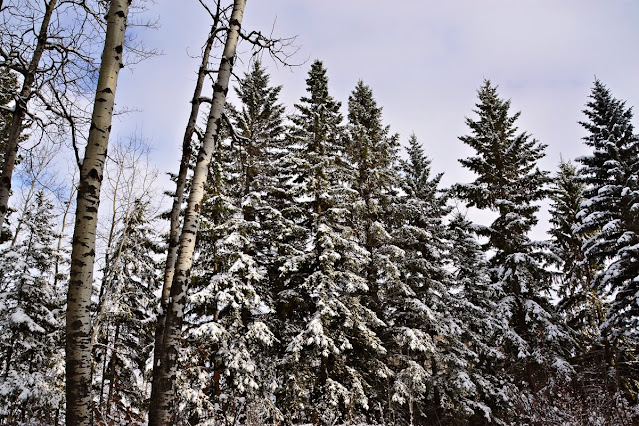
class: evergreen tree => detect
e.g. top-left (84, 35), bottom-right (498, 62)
top-left (93, 200), bottom-right (161, 424)
top-left (447, 212), bottom-right (515, 423)
top-left (577, 80), bottom-right (639, 345)
top-left (345, 81), bottom-right (402, 421)
top-left (387, 134), bottom-right (456, 424)
top-left (549, 160), bottom-right (602, 345)
top-left (0, 191), bottom-right (64, 424)
top-left (273, 61), bottom-right (383, 424)
top-left (179, 63), bottom-right (287, 424)
top-left (455, 81), bottom-right (574, 405)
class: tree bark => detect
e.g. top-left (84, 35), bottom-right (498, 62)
top-left (150, 22), bottom-right (218, 394)
top-left (148, 1), bottom-right (246, 424)
top-left (65, 1), bottom-right (129, 424)
top-left (0, 0), bottom-right (58, 228)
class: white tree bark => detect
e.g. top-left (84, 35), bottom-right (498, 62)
top-left (148, 1), bottom-right (246, 424)
top-left (149, 22), bottom-right (218, 409)
top-left (66, 1), bottom-right (129, 424)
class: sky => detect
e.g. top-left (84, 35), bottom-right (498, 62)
top-left (113, 0), bottom-right (639, 235)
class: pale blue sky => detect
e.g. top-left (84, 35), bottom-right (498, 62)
top-left (114, 0), bottom-right (639, 233)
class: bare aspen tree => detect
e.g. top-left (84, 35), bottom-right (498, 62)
top-left (151, 6), bottom-right (222, 387)
top-left (66, 1), bottom-right (129, 424)
top-left (148, 1), bottom-right (246, 423)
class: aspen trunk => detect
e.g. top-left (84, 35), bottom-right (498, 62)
top-left (65, 1), bottom-right (129, 424)
top-left (0, 0), bottom-right (58, 227)
top-left (148, 1), bottom-right (246, 423)
top-left (151, 24), bottom-right (218, 391)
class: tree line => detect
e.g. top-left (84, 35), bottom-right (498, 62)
top-left (0, 0), bottom-right (638, 425)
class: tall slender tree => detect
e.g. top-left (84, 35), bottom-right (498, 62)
top-left (148, 1), bottom-right (247, 423)
top-left (66, 1), bottom-right (130, 423)
top-left (549, 160), bottom-right (602, 344)
top-left (274, 62), bottom-right (383, 424)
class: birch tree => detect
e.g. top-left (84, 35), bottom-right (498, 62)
top-left (65, 1), bottom-right (129, 424)
top-left (148, 1), bottom-right (246, 423)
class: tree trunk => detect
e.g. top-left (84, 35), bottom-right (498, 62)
top-left (65, 1), bottom-right (129, 424)
top-left (150, 22), bottom-right (218, 398)
top-left (148, 1), bottom-right (246, 424)
top-left (0, 0), bottom-right (58, 227)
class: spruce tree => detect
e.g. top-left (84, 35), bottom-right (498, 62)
top-left (92, 200), bottom-right (161, 424)
top-left (549, 160), bottom-right (602, 344)
top-left (0, 191), bottom-right (64, 424)
top-left (179, 63), bottom-right (288, 424)
top-left (388, 134), bottom-right (458, 424)
top-left (455, 81), bottom-right (573, 404)
top-left (577, 80), bottom-right (639, 345)
top-left (345, 81), bottom-right (403, 421)
top-left (274, 61), bottom-right (383, 424)
top-left (447, 212), bottom-right (515, 423)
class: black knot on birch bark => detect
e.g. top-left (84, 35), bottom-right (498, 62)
top-left (101, 87), bottom-right (113, 94)
top-left (230, 18), bottom-right (241, 28)
top-left (115, 10), bottom-right (126, 18)
top-left (115, 45), bottom-right (123, 54)
top-left (88, 168), bottom-right (100, 180)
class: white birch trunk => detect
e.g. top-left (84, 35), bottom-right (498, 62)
top-left (0, 0), bottom-right (58, 227)
top-left (148, 1), bottom-right (246, 423)
top-left (65, 1), bottom-right (129, 424)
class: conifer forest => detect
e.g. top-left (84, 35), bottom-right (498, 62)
top-left (2, 1), bottom-right (639, 425)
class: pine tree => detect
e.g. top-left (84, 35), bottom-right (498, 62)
top-left (455, 81), bottom-right (574, 406)
top-left (577, 80), bottom-right (639, 345)
top-left (549, 160), bottom-right (602, 345)
top-left (0, 191), bottom-right (65, 424)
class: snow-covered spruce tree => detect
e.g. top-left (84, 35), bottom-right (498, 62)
top-left (455, 81), bottom-right (574, 408)
top-left (343, 81), bottom-right (405, 421)
top-left (386, 133), bottom-right (455, 424)
top-left (549, 160), bottom-right (602, 346)
top-left (178, 62), bottom-right (286, 424)
top-left (576, 80), bottom-right (639, 398)
top-left (0, 191), bottom-right (65, 424)
top-left (390, 134), bottom-right (508, 424)
top-left (273, 61), bottom-right (382, 424)
top-left (92, 200), bottom-right (161, 425)
top-left (447, 212), bottom-right (515, 424)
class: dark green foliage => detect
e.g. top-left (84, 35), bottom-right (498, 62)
top-left (549, 160), bottom-right (602, 344)
top-left (577, 80), bottom-right (639, 344)
top-left (455, 81), bottom-right (574, 415)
